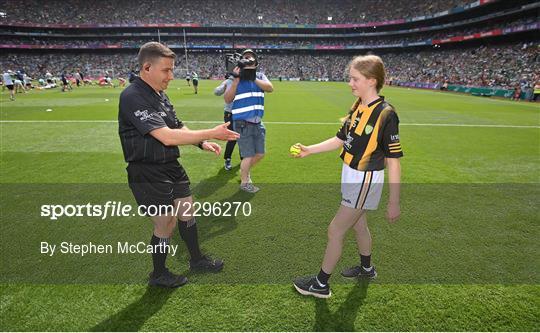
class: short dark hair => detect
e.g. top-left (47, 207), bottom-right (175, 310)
top-left (137, 42), bottom-right (176, 68)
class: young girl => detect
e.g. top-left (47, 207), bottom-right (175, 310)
top-left (292, 55), bottom-right (402, 298)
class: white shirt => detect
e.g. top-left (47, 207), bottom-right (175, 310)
top-left (214, 78), bottom-right (233, 112)
top-left (2, 72), bottom-right (13, 85)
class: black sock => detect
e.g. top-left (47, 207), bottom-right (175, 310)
top-left (316, 269), bottom-right (331, 286)
top-left (150, 234), bottom-right (169, 276)
top-left (178, 218), bottom-right (202, 262)
top-left (360, 254), bottom-right (371, 268)
top-left (224, 140), bottom-right (236, 160)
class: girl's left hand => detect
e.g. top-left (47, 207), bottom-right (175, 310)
top-left (202, 142), bottom-right (221, 156)
top-left (386, 202), bottom-right (400, 223)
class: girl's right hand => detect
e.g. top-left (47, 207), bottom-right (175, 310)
top-left (293, 143), bottom-right (311, 158)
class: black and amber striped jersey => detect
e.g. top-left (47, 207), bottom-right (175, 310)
top-left (336, 96), bottom-right (403, 171)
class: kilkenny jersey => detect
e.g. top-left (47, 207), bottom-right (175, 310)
top-left (336, 96), bottom-right (403, 171)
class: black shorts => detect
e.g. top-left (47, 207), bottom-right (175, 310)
top-left (192, 79), bottom-right (198, 86)
top-left (127, 160), bottom-right (191, 211)
top-left (6, 84), bottom-right (14, 91)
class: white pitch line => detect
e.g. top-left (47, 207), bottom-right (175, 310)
top-left (0, 120), bottom-right (538, 129)
top-left (400, 123), bottom-right (540, 129)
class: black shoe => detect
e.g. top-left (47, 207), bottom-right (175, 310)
top-left (293, 275), bottom-right (331, 298)
top-left (341, 265), bottom-right (377, 279)
top-left (189, 255), bottom-right (224, 272)
top-left (148, 269), bottom-right (188, 288)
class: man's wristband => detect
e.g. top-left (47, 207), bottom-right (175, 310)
top-left (197, 141), bottom-right (207, 149)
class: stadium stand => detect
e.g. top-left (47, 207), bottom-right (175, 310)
top-left (1, 0), bottom-right (471, 25)
top-left (0, 0), bottom-right (538, 99)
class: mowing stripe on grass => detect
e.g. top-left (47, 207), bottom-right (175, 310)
top-left (0, 120), bottom-right (539, 129)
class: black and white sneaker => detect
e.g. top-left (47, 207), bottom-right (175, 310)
top-left (293, 275), bottom-right (331, 298)
top-left (224, 158), bottom-right (232, 171)
top-left (189, 255), bottom-right (224, 272)
top-left (148, 269), bottom-right (188, 288)
top-left (341, 265), bottom-right (377, 279)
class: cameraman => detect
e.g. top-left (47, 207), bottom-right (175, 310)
top-left (224, 49), bottom-right (273, 193)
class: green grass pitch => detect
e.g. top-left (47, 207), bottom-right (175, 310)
top-left (0, 80), bottom-right (539, 331)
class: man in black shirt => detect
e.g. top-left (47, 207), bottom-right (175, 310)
top-left (119, 42), bottom-right (240, 288)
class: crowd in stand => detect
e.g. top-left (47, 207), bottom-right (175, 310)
top-left (0, 36), bottom-right (431, 48)
top-left (2, 15), bottom-right (536, 50)
top-left (383, 43), bottom-right (538, 89)
top-left (255, 43), bottom-right (539, 90)
top-left (1, 42), bottom-right (537, 90)
top-left (427, 16), bottom-right (537, 41)
top-left (2, 0), bottom-right (469, 25)
top-left (2, 0), bottom-right (537, 100)
top-left (0, 53), bottom-right (139, 80)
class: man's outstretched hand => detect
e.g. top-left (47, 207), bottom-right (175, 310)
top-left (213, 122), bottom-right (240, 141)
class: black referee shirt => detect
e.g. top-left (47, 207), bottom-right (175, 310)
top-left (118, 76), bottom-right (183, 163)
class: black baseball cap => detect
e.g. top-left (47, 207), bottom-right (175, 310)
top-left (241, 49), bottom-right (258, 66)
